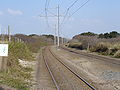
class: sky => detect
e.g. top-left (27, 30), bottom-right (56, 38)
top-left (0, 0), bottom-right (120, 38)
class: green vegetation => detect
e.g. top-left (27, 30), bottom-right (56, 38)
top-left (68, 42), bottom-right (120, 58)
top-left (114, 50), bottom-right (120, 58)
top-left (98, 31), bottom-right (120, 39)
top-left (80, 32), bottom-right (97, 36)
top-left (0, 72), bottom-right (30, 90)
top-left (27, 40), bottom-right (48, 53)
top-left (68, 43), bottom-right (83, 50)
top-left (0, 42), bottom-right (34, 90)
top-left (9, 42), bottom-right (33, 60)
top-left (42, 34), bottom-right (54, 40)
top-left (0, 33), bottom-right (52, 89)
top-left (89, 42), bottom-right (120, 58)
top-left (69, 31), bottom-right (120, 58)
top-left (13, 34), bottom-right (52, 53)
top-left (89, 42), bottom-right (110, 55)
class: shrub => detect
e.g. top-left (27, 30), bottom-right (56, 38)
top-left (108, 48), bottom-right (118, 55)
top-left (9, 42), bottom-right (33, 61)
top-left (112, 43), bottom-right (120, 50)
top-left (0, 42), bottom-right (33, 89)
top-left (68, 43), bottom-right (83, 50)
top-left (96, 43), bottom-right (108, 52)
top-left (113, 50), bottom-right (120, 58)
top-left (90, 42), bottom-right (111, 55)
top-left (108, 44), bottom-right (120, 55)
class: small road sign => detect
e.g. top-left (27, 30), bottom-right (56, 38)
top-left (0, 44), bottom-right (8, 56)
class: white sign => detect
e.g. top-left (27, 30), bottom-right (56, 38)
top-left (0, 44), bottom-right (8, 56)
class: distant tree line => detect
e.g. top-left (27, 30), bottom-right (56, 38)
top-left (79, 31), bottom-right (120, 39)
top-left (80, 32), bottom-right (96, 36)
top-left (98, 31), bottom-right (120, 39)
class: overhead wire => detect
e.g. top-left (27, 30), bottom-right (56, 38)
top-left (69, 0), bottom-right (90, 17)
top-left (44, 0), bottom-right (90, 39)
top-left (45, 0), bottom-right (51, 28)
top-left (60, 0), bottom-right (79, 28)
top-left (47, 10), bottom-right (57, 17)
top-left (60, 0), bottom-right (90, 30)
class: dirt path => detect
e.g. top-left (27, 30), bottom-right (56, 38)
top-left (34, 49), bottom-right (56, 90)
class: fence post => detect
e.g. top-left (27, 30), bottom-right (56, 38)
top-left (0, 56), bottom-right (3, 71)
top-left (2, 57), bottom-right (7, 71)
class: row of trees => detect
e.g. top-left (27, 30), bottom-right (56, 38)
top-left (69, 31), bottom-right (120, 58)
top-left (98, 31), bottom-right (120, 38)
top-left (79, 31), bottom-right (120, 39)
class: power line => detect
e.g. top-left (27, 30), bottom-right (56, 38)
top-left (47, 9), bottom-right (57, 16)
top-left (47, 0), bottom-right (50, 8)
top-left (60, 0), bottom-right (79, 28)
top-left (68, 0), bottom-right (79, 10)
top-left (45, 0), bottom-right (50, 8)
top-left (39, 4), bottom-right (62, 47)
top-left (69, 0), bottom-right (90, 17)
top-left (45, 0), bottom-right (48, 8)
top-left (45, 0), bottom-right (50, 28)
top-left (60, 0), bottom-right (90, 30)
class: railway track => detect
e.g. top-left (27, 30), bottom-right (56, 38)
top-left (60, 46), bottom-right (120, 66)
top-left (42, 48), bottom-right (59, 90)
top-left (42, 47), bottom-right (96, 90)
top-left (36, 48), bottom-right (57, 90)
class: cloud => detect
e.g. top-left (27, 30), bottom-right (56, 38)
top-left (7, 8), bottom-right (23, 15)
top-left (0, 11), bottom-right (3, 15)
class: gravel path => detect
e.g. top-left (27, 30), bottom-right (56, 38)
top-left (44, 47), bottom-right (92, 90)
top-left (51, 46), bottom-right (120, 90)
top-left (34, 49), bottom-right (57, 90)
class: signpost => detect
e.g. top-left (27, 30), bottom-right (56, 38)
top-left (0, 44), bottom-right (8, 71)
top-left (0, 44), bottom-right (8, 56)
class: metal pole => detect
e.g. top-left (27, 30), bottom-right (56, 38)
top-left (57, 5), bottom-right (60, 47)
top-left (0, 26), bottom-right (1, 42)
top-left (62, 37), bottom-right (64, 45)
top-left (8, 25), bottom-right (11, 42)
top-left (54, 24), bottom-right (57, 46)
top-left (2, 29), bottom-right (5, 43)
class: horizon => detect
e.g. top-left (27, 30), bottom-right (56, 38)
top-left (0, 0), bottom-right (120, 38)
top-left (1, 30), bottom-right (119, 39)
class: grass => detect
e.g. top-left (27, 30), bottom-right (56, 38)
top-left (0, 37), bottom-right (50, 89)
top-left (68, 42), bottom-right (83, 50)
top-left (9, 42), bottom-right (34, 61)
top-left (113, 50), bottom-right (120, 58)
top-left (0, 72), bottom-right (30, 90)
top-left (0, 42), bottom-right (34, 90)
top-left (27, 40), bottom-right (48, 53)
top-left (89, 42), bottom-right (120, 58)
top-left (67, 42), bottom-right (120, 58)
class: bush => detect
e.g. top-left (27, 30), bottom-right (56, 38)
top-left (94, 43), bottom-right (109, 53)
top-left (90, 42), bottom-right (111, 55)
top-left (113, 50), bottom-right (120, 58)
top-left (0, 42), bottom-right (33, 89)
top-left (111, 44), bottom-right (120, 50)
top-left (89, 42), bottom-right (120, 57)
top-left (9, 42), bottom-right (33, 61)
top-left (68, 43), bottom-right (83, 50)
top-left (108, 44), bottom-right (120, 55)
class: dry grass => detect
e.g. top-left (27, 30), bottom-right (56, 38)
top-left (68, 36), bottom-right (120, 58)
top-left (0, 42), bottom-right (34, 90)
top-left (68, 42), bottom-right (83, 50)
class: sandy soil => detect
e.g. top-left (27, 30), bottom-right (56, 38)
top-left (51, 46), bottom-right (120, 90)
top-left (32, 49), bottom-right (56, 90)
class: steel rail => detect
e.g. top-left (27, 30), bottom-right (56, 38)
top-left (60, 46), bottom-right (120, 66)
top-left (42, 49), bottom-right (60, 90)
top-left (48, 47), bottom-right (96, 90)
